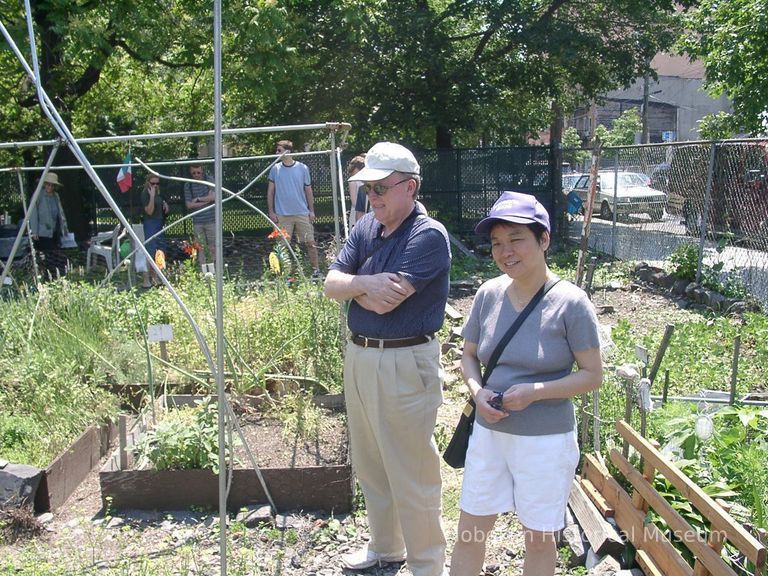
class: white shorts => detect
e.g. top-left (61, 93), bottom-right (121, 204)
top-left (459, 424), bottom-right (580, 532)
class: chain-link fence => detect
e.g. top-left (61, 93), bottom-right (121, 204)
top-left (565, 139), bottom-right (768, 307)
top-left (0, 146), bottom-right (557, 241)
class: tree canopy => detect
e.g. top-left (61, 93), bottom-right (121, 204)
top-left (680, 0), bottom-right (768, 136)
top-left (0, 0), bottom-right (688, 161)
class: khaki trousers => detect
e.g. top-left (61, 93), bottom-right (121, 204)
top-left (344, 338), bottom-right (446, 576)
top-left (193, 222), bottom-right (217, 266)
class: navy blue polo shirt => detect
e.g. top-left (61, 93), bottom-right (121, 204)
top-left (330, 205), bottom-right (451, 339)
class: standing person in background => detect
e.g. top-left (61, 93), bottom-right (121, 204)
top-left (183, 163), bottom-right (216, 267)
top-left (267, 140), bottom-right (322, 280)
top-left (29, 172), bottom-right (70, 276)
top-left (324, 142), bottom-right (451, 576)
top-left (449, 191), bottom-right (602, 576)
top-left (347, 154), bottom-right (368, 229)
top-left (140, 174), bottom-right (169, 288)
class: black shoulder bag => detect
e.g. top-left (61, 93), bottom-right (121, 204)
top-left (442, 278), bottom-right (561, 469)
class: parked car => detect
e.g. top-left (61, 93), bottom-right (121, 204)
top-left (562, 173), bottom-right (584, 195)
top-left (571, 171), bottom-right (668, 221)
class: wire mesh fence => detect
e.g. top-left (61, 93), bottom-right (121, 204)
top-left (0, 146), bottom-right (557, 241)
top-left (565, 139), bottom-right (768, 307)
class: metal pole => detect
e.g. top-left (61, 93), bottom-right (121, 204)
top-left (212, 0), bottom-right (227, 572)
top-left (0, 124), bottom-right (348, 149)
top-left (696, 142), bottom-right (717, 283)
top-left (335, 145), bottom-right (348, 243)
top-left (15, 170), bottom-right (41, 281)
top-left (611, 150), bottom-right (619, 257)
top-left (328, 132), bottom-right (343, 249)
top-left (0, 149), bottom-right (332, 174)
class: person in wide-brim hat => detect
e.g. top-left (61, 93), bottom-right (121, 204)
top-left (43, 172), bottom-right (62, 187)
top-left (30, 171), bottom-right (70, 276)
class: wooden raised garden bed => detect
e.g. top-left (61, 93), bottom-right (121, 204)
top-left (99, 395), bottom-right (353, 513)
top-left (34, 422), bottom-right (117, 512)
top-left (578, 420), bottom-right (766, 576)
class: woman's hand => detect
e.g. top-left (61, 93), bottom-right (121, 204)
top-left (500, 383), bottom-right (540, 412)
top-left (475, 388), bottom-right (508, 423)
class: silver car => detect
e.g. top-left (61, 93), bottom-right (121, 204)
top-left (572, 171), bottom-right (667, 221)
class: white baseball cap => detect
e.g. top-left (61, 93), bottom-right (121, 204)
top-left (349, 142), bottom-right (420, 182)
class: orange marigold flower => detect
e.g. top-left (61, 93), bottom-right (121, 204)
top-left (267, 228), bottom-right (290, 240)
top-left (154, 249), bottom-right (166, 270)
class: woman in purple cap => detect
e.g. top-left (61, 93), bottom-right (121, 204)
top-left (450, 191), bottom-right (602, 576)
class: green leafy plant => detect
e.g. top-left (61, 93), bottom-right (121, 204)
top-left (669, 243), bottom-right (699, 282)
top-left (132, 398), bottom-right (239, 474)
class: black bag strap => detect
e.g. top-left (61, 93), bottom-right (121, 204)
top-left (480, 277), bottom-right (561, 387)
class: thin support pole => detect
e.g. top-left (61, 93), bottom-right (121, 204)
top-left (212, 0), bottom-right (227, 572)
top-left (611, 150), bottom-right (619, 257)
top-left (15, 171), bottom-right (40, 282)
top-left (328, 131), bottom-right (345, 248)
top-left (730, 335), bottom-right (741, 405)
top-left (696, 142), bottom-right (717, 284)
top-left (592, 387), bottom-right (600, 453)
top-left (648, 324), bottom-right (675, 385)
top-left (622, 380), bottom-right (633, 459)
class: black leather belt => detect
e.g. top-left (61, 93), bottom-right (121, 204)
top-left (351, 334), bottom-right (434, 349)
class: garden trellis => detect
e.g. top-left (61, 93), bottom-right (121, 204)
top-left (1, 3), bottom-right (353, 574)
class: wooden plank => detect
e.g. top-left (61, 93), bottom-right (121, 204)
top-left (693, 529), bottom-right (726, 576)
top-left (611, 448), bottom-right (738, 576)
top-left (569, 479), bottom-right (624, 556)
top-left (36, 422), bottom-right (116, 512)
top-left (447, 231), bottom-right (477, 260)
top-left (444, 302), bottom-right (463, 320)
top-left (636, 549), bottom-right (666, 576)
top-left (99, 465), bottom-right (354, 513)
top-left (632, 456), bottom-right (656, 514)
top-left (583, 453), bottom-right (693, 576)
top-left (616, 420), bottom-right (766, 571)
top-left (580, 476), bottom-right (614, 518)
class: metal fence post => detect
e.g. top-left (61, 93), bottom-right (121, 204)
top-left (696, 141), bottom-right (717, 284)
top-left (612, 149), bottom-right (619, 258)
top-left (456, 149), bottom-right (462, 229)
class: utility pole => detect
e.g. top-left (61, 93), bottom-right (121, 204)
top-left (641, 73), bottom-right (650, 144)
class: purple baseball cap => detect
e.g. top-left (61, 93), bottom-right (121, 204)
top-left (474, 191), bottom-right (550, 234)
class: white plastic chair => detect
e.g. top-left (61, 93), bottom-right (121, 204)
top-left (85, 225), bottom-right (122, 273)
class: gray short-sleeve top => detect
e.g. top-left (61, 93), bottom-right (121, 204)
top-left (462, 275), bottom-right (600, 436)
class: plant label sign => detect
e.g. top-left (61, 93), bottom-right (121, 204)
top-left (147, 324), bottom-right (173, 343)
top-left (635, 345), bottom-right (648, 365)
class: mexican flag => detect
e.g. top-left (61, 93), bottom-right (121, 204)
top-left (117, 151), bottom-right (132, 193)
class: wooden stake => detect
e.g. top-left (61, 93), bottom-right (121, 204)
top-left (730, 335), bottom-right (741, 405)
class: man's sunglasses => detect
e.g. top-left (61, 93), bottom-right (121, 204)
top-left (364, 178), bottom-right (412, 196)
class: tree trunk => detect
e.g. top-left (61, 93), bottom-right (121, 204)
top-left (435, 125), bottom-right (453, 149)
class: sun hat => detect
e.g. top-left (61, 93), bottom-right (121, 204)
top-left (474, 191), bottom-right (550, 234)
top-left (348, 142), bottom-right (420, 182)
top-left (43, 172), bottom-right (62, 186)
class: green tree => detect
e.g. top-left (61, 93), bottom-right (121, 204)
top-left (562, 127), bottom-right (589, 169)
top-left (681, 0), bottom-right (768, 136)
top-left (594, 107), bottom-right (642, 146)
top-left (696, 111), bottom-right (738, 140)
top-left (0, 0), bottom-right (689, 153)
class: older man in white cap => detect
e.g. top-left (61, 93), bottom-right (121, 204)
top-left (324, 142), bottom-right (451, 576)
